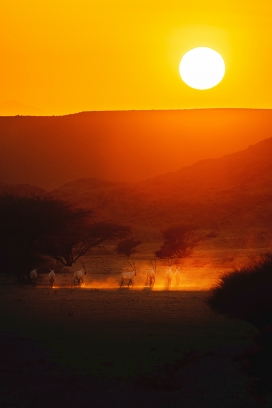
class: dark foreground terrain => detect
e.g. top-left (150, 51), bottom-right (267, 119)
top-left (0, 286), bottom-right (268, 407)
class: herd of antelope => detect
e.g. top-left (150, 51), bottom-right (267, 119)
top-left (29, 260), bottom-right (182, 288)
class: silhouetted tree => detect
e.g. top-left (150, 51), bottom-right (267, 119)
top-left (44, 221), bottom-right (131, 266)
top-left (0, 194), bottom-right (64, 280)
top-left (116, 239), bottom-right (142, 258)
top-left (0, 194), bottom-right (130, 280)
top-left (155, 223), bottom-right (201, 261)
top-left (116, 238), bottom-right (142, 270)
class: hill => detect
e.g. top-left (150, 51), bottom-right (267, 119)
top-left (0, 182), bottom-right (46, 197)
top-left (51, 137), bottom-right (272, 247)
top-left (1, 109), bottom-right (272, 189)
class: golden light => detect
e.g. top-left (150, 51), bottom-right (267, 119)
top-left (179, 47), bottom-right (225, 90)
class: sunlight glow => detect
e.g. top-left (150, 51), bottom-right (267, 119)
top-left (179, 47), bottom-right (225, 90)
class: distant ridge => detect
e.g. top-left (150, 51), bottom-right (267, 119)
top-left (56, 178), bottom-right (128, 191)
top-left (1, 109), bottom-right (272, 189)
top-left (49, 135), bottom-right (272, 239)
top-left (3, 135), bottom-right (272, 247)
top-left (0, 183), bottom-right (46, 196)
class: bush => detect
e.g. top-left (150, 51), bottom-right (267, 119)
top-left (207, 253), bottom-right (272, 329)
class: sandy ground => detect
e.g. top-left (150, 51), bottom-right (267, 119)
top-left (1, 274), bottom-right (269, 408)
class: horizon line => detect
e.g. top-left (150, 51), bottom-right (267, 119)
top-left (0, 107), bottom-right (272, 118)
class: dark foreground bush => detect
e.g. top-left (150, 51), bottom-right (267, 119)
top-left (207, 253), bottom-right (272, 329)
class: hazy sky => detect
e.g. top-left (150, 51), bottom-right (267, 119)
top-left (1, 0), bottom-right (272, 115)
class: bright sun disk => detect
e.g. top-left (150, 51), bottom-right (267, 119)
top-left (179, 47), bottom-right (225, 90)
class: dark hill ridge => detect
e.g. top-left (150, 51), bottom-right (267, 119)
top-left (51, 137), bottom-right (272, 234)
top-left (0, 183), bottom-right (46, 197)
top-left (140, 137), bottom-right (272, 198)
top-left (2, 135), bottom-right (272, 243)
top-left (56, 178), bottom-right (128, 192)
top-left (1, 109), bottom-right (272, 189)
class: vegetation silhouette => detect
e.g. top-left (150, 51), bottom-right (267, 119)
top-left (0, 194), bottom-right (130, 282)
top-left (44, 220), bottom-right (130, 267)
top-left (116, 238), bottom-right (142, 258)
top-left (208, 253), bottom-right (272, 397)
top-left (208, 253), bottom-right (272, 329)
top-left (116, 239), bottom-right (142, 280)
top-left (155, 223), bottom-right (201, 262)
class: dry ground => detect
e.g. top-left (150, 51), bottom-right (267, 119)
top-left (28, 244), bottom-right (262, 290)
top-left (1, 285), bottom-right (267, 407)
top-left (1, 250), bottom-right (270, 407)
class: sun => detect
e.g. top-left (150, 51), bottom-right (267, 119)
top-left (179, 47), bottom-right (225, 90)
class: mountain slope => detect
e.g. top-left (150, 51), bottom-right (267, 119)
top-left (0, 183), bottom-right (46, 197)
top-left (51, 137), bottom-right (272, 234)
top-left (1, 109), bottom-right (272, 189)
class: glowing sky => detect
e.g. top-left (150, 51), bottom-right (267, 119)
top-left (1, 0), bottom-right (272, 115)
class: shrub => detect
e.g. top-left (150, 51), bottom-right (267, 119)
top-left (207, 253), bottom-right (272, 329)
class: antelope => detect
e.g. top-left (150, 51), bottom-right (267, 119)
top-left (74, 261), bottom-right (87, 287)
top-left (174, 267), bottom-right (181, 286)
top-left (166, 267), bottom-right (172, 287)
top-left (146, 260), bottom-right (156, 288)
top-left (120, 260), bottom-right (136, 288)
top-left (48, 270), bottom-right (56, 288)
top-left (30, 269), bottom-right (38, 285)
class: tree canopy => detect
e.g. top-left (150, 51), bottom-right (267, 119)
top-left (155, 223), bottom-right (201, 260)
top-left (0, 194), bottom-right (130, 280)
top-left (116, 238), bottom-right (142, 258)
top-left (44, 220), bottom-right (131, 266)
top-left (115, 238), bottom-right (142, 271)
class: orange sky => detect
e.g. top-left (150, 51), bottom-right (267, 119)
top-left (1, 1), bottom-right (272, 115)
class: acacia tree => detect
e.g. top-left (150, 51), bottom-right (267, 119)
top-left (155, 223), bottom-right (201, 263)
top-left (116, 238), bottom-right (142, 269)
top-left (0, 194), bottom-right (130, 280)
top-left (45, 221), bottom-right (131, 266)
top-left (0, 194), bottom-right (64, 280)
